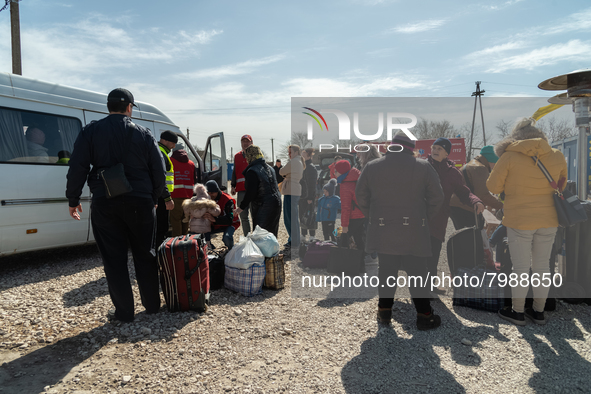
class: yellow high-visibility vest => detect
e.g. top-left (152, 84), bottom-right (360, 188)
top-left (159, 145), bottom-right (175, 193)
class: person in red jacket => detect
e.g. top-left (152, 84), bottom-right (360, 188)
top-left (427, 138), bottom-right (484, 291)
top-left (334, 159), bottom-right (366, 251)
top-left (204, 180), bottom-right (240, 249)
top-left (170, 149), bottom-right (199, 236)
top-left (231, 135), bottom-right (253, 235)
top-left (328, 155), bottom-right (342, 179)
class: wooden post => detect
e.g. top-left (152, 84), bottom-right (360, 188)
top-left (10, 0), bottom-right (22, 75)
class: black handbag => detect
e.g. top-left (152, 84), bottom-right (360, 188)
top-left (532, 156), bottom-right (587, 227)
top-left (99, 124), bottom-right (134, 198)
top-left (100, 163), bottom-right (133, 198)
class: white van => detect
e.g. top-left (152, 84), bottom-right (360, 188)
top-left (0, 73), bottom-right (226, 256)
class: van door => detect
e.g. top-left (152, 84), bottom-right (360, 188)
top-left (201, 132), bottom-right (227, 189)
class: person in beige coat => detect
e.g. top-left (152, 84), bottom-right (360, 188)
top-left (279, 145), bottom-right (304, 252)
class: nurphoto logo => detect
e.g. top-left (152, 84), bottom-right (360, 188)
top-left (302, 107), bottom-right (419, 152)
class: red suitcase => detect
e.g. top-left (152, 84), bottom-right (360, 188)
top-left (157, 234), bottom-right (209, 312)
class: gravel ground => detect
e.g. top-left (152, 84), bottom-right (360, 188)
top-left (1, 213), bottom-right (591, 394)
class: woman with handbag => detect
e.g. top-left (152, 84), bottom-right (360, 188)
top-left (487, 118), bottom-right (567, 326)
top-left (299, 147), bottom-right (318, 241)
top-left (279, 145), bottom-right (305, 255)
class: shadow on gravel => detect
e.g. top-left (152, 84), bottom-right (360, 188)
top-left (0, 310), bottom-right (197, 394)
top-left (341, 324), bottom-right (467, 393)
top-left (521, 317), bottom-right (591, 392)
top-left (0, 244), bottom-right (102, 290)
top-left (63, 277), bottom-right (110, 307)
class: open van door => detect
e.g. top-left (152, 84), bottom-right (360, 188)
top-left (201, 132), bottom-right (227, 189)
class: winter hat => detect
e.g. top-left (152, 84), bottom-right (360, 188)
top-left (335, 159), bottom-right (351, 175)
top-left (479, 145), bottom-right (499, 163)
top-left (391, 132), bottom-right (416, 150)
top-left (160, 130), bottom-right (178, 144)
top-left (433, 138), bottom-right (452, 154)
top-left (323, 178), bottom-right (337, 196)
top-left (205, 180), bottom-right (221, 193)
top-left (192, 184), bottom-right (210, 200)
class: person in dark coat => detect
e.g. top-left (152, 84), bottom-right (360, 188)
top-left (234, 145), bottom-right (282, 237)
top-left (273, 159), bottom-right (284, 184)
top-left (66, 88), bottom-right (165, 322)
top-left (356, 133), bottom-right (444, 330)
top-left (299, 147), bottom-right (318, 239)
top-left (427, 138), bottom-right (484, 291)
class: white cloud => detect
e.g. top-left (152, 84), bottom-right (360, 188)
top-left (463, 41), bottom-right (526, 61)
top-left (543, 7), bottom-right (591, 36)
top-left (178, 30), bottom-right (223, 45)
top-left (483, 0), bottom-right (524, 11)
top-left (485, 40), bottom-right (591, 73)
top-left (178, 55), bottom-right (286, 79)
top-left (386, 19), bottom-right (447, 34)
top-left (0, 14), bottom-right (223, 89)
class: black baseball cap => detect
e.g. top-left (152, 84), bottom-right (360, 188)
top-left (107, 88), bottom-right (138, 107)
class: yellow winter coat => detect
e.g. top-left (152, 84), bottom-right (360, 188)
top-left (486, 138), bottom-right (567, 230)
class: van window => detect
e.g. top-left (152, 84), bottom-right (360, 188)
top-left (0, 107), bottom-right (82, 164)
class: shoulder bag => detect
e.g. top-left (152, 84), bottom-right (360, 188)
top-left (98, 122), bottom-right (134, 198)
top-left (531, 156), bottom-right (587, 227)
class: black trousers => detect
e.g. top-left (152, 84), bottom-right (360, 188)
top-left (299, 199), bottom-right (316, 237)
top-left (322, 221), bottom-right (336, 241)
top-left (377, 253), bottom-right (431, 313)
top-left (155, 198), bottom-right (170, 249)
top-left (348, 218), bottom-right (365, 252)
top-left (426, 235), bottom-right (443, 278)
top-left (450, 207), bottom-right (484, 230)
top-left (91, 196), bottom-right (161, 321)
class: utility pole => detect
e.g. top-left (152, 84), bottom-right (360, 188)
top-left (271, 138), bottom-right (275, 162)
top-left (186, 127), bottom-right (190, 141)
top-left (468, 81), bottom-right (486, 162)
top-left (10, 0), bottom-right (22, 75)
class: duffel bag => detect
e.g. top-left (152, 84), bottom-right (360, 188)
top-left (452, 266), bottom-right (505, 312)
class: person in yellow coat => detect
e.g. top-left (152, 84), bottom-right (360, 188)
top-left (487, 118), bottom-right (567, 327)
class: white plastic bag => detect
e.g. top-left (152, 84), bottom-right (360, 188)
top-left (249, 225), bottom-right (280, 257)
top-left (224, 236), bottom-right (265, 269)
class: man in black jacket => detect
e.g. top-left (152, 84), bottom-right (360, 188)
top-left (66, 88), bottom-right (165, 322)
top-left (273, 159), bottom-right (284, 184)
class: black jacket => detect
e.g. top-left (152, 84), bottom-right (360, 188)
top-left (240, 158), bottom-right (281, 209)
top-left (300, 159), bottom-right (318, 201)
top-left (274, 165), bottom-right (284, 184)
top-left (66, 114), bottom-right (165, 206)
top-left (240, 158), bottom-right (282, 234)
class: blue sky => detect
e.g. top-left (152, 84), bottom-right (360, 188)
top-left (0, 0), bottom-right (589, 156)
